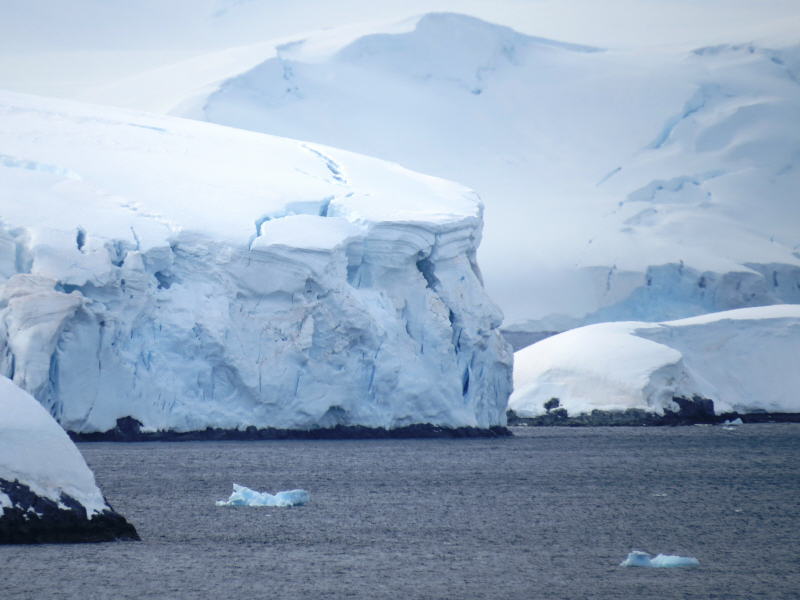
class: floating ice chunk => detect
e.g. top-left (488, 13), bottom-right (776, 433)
top-left (723, 417), bottom-right (744, 426)
top-left (215, 484), bottom-right (310, 507)
top-left (620, 550), bottom-right (699, 568)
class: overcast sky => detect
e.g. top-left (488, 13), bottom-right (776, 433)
top-left (1, 1), bottom-right (797, 99)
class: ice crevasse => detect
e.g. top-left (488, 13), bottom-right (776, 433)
top-left (0, 91), bottom-right (512, 433)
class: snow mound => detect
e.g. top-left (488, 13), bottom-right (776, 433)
top-left (216, 484), bottom-right (309, 507)
top-left (0, 376), bottom-right (107, 515)
top-left (620, 551), bottom-right (699, 568)
top-left (509, 305), bottom-right (800, 417)
top-left (0, 375), bottom-right (138, 543)
top-left (0, 90), bottom-right (511, 433)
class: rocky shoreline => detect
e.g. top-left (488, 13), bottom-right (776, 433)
top-left (68, 417), bottom-right (512, 442)
top-left (507, 395), bottom-right (800, 427)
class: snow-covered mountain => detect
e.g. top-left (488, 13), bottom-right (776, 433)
top-left (80, 11), bottom-right (800, 340)
top-left (0, 90), bottom-right (511, 433)
top-left (509, 305), bottom-right (800, 418)
top-left (0, 376), bottom-right (138, 543)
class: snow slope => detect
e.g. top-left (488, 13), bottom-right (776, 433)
top-left (0, 90), bottom-right (511, 432)
top-left (87, 11), bottom-right (800, 336)
top-left (0, 376), bottom-right (107, 514)
top-left (509, 305), bottom-right (800, 417)
top-left (0, 375), bottom-right (138, 542)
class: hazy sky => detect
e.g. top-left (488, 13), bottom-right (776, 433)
top-left (2, 0), bottom-right (798, 52)
top-left (2, 0), bottom-right (797, 98)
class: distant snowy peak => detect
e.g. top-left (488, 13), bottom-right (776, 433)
top-left (600, 40), bottom-right (800, 267)
top-left (691, 42), bottom-right (800, 84)
top-left (330, 13), bottom-right (601, 93)
top-left (204, 11), bottom-right (600, 113)
top-left (70, 13), bottom-right (800, 334)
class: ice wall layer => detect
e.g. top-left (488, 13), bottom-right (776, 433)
top-left (0, 91), bottom-right (512, 432)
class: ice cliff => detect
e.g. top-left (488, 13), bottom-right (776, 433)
top-left (509, 305), bottom-right (800, 418)
top-left (0, 90), bottom-right (512, 433)
top-left (0, 375), bottom-right (139, 543)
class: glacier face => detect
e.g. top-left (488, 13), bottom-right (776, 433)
top-left (509, 305), bottom-right (800, 418)
top-left (0, 91), bottom-right (512, 433)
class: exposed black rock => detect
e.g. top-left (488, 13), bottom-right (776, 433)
top-left (543, 397), bottom-right (561, 412)
top-left (0, 479), bottom-right (139, 545)
top-left (69, 417), bottom-right (512, 442)
top-left (668, 395), bottom-right (716, 422)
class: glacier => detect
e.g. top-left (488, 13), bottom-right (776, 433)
top-left (216, 484), bottom-right (310, 507)
top-left (76, 11), bottom-right (800, 342)
top-left (620, 551), bottom-right (699, 568)
top-left (0, 375), bottom-right (139, 543)
top-left (509, 305), bottom-right (800, 419)
top-left (0, 90), bottom-right (512, 434)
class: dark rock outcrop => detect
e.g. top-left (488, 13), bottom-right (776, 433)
top-left (0, 479), bottom-right (139, 545)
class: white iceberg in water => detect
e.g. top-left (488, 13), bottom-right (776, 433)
top-left (620, 550), bottom-right (699, 568)
top-left (216, 484), bottom-right (310, 507)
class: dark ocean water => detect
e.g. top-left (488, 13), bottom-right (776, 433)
top-left (3, 425), bottom-right (799, 599)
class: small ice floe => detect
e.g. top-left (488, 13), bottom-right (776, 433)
top-left (620, 550), bottom-right (699, 568)
top-left (722, 417), bottom-right (744, 429)
top-left (215, 484), bottom-right (310, 507)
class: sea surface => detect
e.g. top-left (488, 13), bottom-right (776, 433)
top-left (3, 424), bottom-right (799, 599)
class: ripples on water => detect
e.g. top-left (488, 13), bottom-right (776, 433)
top-left (3, 425), bottom-right (799, 599)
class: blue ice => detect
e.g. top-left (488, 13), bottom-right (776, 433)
top-left (620, 550), bottom-right (699, 568)
top-left (216, 484), bottom-right (309, 507)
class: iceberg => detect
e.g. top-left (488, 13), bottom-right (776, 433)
top-left (0, 376), bottom-right (139, 544)
top-left (509, 305), bottom-right (800, 418)
top-left (216, 484), bottom-right (309, 507)
top-left (620, 550), bottom-right (699, 568)
top-left (0, 90), bottom-right (512, 434)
